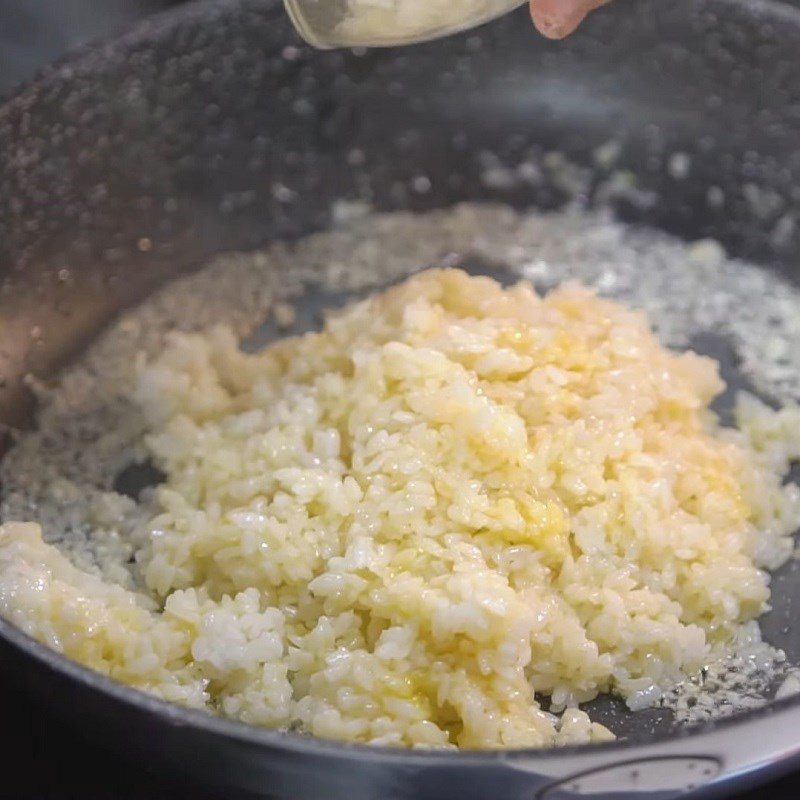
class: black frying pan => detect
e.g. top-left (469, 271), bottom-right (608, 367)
top-left (2, 1), bottom-right (800, 798)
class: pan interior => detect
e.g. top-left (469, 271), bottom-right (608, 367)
top-left (2, 0), bottom-right (800, 759)
top-left (2, 195), bottom-right (799, 746)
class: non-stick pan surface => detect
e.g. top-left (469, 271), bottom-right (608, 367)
top-left (2, 1), bottom-right (800, 797)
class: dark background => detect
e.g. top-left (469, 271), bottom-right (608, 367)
top-left (0, 1), bottom-right (799, 797)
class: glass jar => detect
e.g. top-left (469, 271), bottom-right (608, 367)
top-left (283, 0), bottom-right (527, 48)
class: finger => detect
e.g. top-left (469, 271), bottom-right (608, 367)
top-left (529, 0), bottom-right (610, 39)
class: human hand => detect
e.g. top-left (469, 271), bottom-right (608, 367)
top-left (530, 0), bottom-right (611, 38)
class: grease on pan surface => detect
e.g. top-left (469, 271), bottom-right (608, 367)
top-left (2, 205), bottom-right (800, 749)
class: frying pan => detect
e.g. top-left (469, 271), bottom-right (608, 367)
top-left (1, 0), bottom-right (800, 797)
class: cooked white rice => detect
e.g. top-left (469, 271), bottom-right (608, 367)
top-left (336, 0), bottom-right (513, 43)
top-left (2, 267), bottom-right (800, 749)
